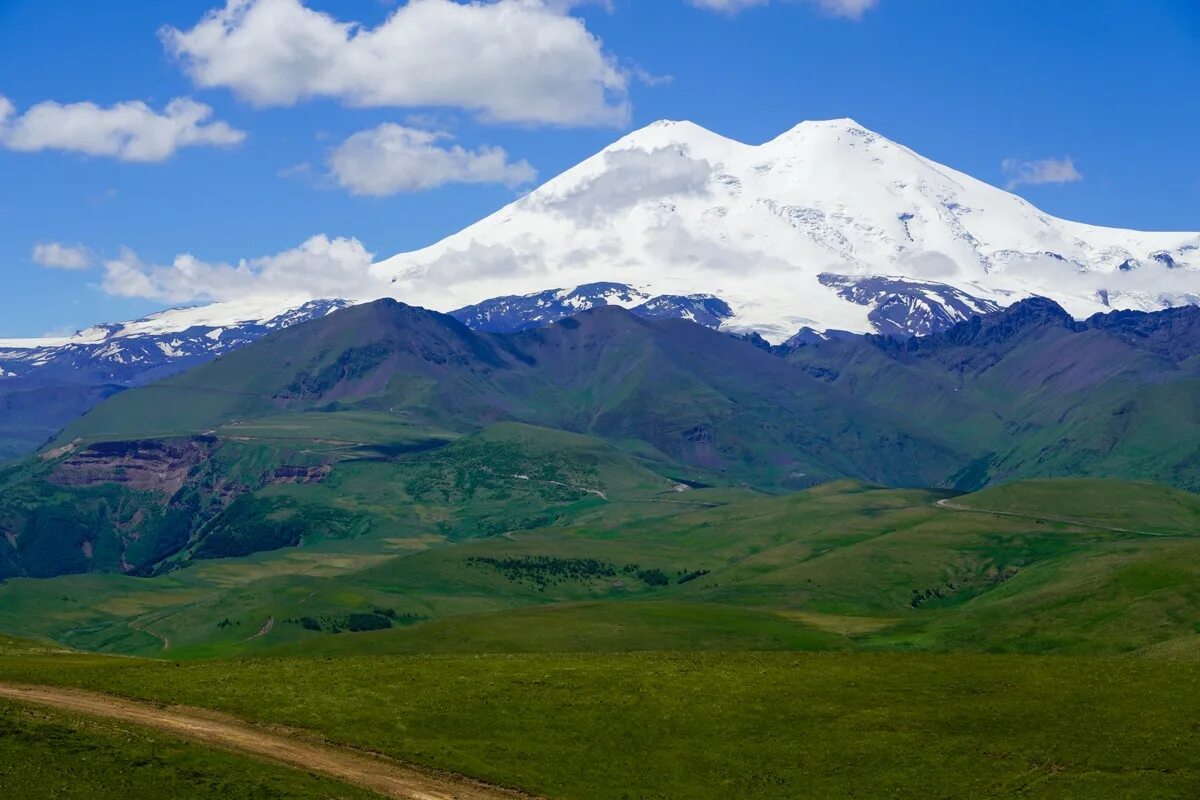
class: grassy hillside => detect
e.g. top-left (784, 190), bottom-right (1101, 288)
top-left (786, 301), bottom-right (1200, 492)
top-left (1, 649), bottom-right (1198, 799)
top-left (2, 476), bottom-right (1200, 796)
top-left (0, 697), bottom-right (379, 799)
top-left (953, 477), bottom-right (1200, 533)
top-left (52, 302), bottom-right (972, 491)
top-left (0, 417), bottom-right (682, 581)
top-left (4, 476), bottom-right (1200, 659)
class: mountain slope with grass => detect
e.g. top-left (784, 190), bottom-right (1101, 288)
top-left (53, 299), bottom-right (969, 490)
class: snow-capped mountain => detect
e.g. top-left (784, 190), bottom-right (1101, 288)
top-left (372, 118), bottom-right (1200, 342)
top-left (449, 282), bottom-right (733, 332)
top-left (0, 298), bottom-right (347, 386)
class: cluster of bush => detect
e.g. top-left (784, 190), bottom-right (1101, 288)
top-left (635, 568), bottom-right (671, 586)
top-left (287, 608), bottom-right (425, 634)
top-left (466, 555), bottom-right (618, 589)
top-left (467, 555), bottom-right (701, 591)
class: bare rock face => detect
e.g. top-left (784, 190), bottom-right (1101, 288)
top-left (269, 464), bottom-right (332, 484)
top-left (50, 436), bottom-right (218, 498)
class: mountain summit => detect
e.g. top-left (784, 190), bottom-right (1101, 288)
top-left (373, 118), bottom-right (1200, 341)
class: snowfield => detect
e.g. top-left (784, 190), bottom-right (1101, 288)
top-left (373, 118), bottom-right (1200, 342)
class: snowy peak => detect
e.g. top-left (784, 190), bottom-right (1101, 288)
top-left (611, 118), bottom-right (740, 151)
top-left (374, 118), bottom-right (1200, 342)
top-left (0, 299), bottom-right (348, 382)
top-left (449, 282), bottom-right (733, 333)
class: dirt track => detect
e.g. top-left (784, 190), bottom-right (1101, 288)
top-left (0, 683), bottom-right (535, 800)
top-left (934, 498), bottom-right (1172, 537)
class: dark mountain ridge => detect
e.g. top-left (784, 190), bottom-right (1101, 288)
top-left (784, 297), bottom-right (1200, 489)
top-left (54, 299), bottom-right (966, 491)
top-left (49, 293), bottom-right (1200, 496)
top-left (5, 295), bottom-right (1200, 581)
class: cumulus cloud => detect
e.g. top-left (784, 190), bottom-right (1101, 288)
top-left (688, 0), bottom-right (878, 19)
top-left (161, 0), bottom-right (629, 126)
top-left (32, 242), bottom-right (94, 270)
top-left (0, 95), bottom-right (244, 162)
top-left (101, 235), bottom-right (387, 303)
top-left (329, 124), bottom-right (536, 196)
top-left (1002, 156), bottom-right (1083, 189)
top-left (540, 145), bottom-right (713, 221)
top-left (405, 239), bottom-right (547, 286)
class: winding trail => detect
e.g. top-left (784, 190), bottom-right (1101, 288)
top-left (934, 498), bottom-right (1175, 538)
top-left (0, 683), bottom-right (535, 800)
top-left (127, 617), bottom-right (170, 651)
top-left (242, 616), bottom-right (275, 643)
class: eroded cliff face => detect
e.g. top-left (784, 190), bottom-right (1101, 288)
top-left (50, 437), bottom-right (219, 498)
top-left (270, 464), bottom-right (332, 484)
top-left (1, 435), bottom-right (335, 580)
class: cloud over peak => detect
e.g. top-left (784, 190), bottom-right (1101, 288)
top-left (1002, 156), bottom-right (1083, 189)
top-left (102, 235), bottom-right (385, 304)
top-left (329, 124), bottom-right (536, 196)
top-left (162, 0), bottom-right (629, 126)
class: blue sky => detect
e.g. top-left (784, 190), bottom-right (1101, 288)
top-left (1, 0), bottom-right (1198, 336)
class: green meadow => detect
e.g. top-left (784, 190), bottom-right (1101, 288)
top-left (0, 692), bottom-right (377, 800)
top-left (4, 418), bottom-right (1200, 797)
top-left (1, 648), bottom-right (1199, 799)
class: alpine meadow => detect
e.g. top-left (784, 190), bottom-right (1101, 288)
top-left (2, 2), bottom-right (1200, 798)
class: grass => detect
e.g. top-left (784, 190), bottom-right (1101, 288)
top-left (263, 600), bottom-right (848, 656)
top-left (5, 475), bottom-right (1200, 659)
top-left (1, 650), bottom-right (1199, 799)
top-left (955, 477), bottom-right (1200, 534)
top-left (3, 476), bottom-right (1200, 796)
top-left (0, 698), bottom-right (378, 799)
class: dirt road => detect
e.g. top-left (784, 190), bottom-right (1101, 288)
top-left (0, 683), bottom-right (535, 800)
top-left (934, 498), bottom-right (1173, 537)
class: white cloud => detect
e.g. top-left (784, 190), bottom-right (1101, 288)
top-left (161, 0), bottom-right (629, 126)
top-left (1002, 157), bottom-right (1083, 189)
top-left (688, 0), bottom-right (768, 11)
top-left (0, 95), bottom-right (244, 162)
top-left (329, 124), bottom-right (536, 196)
top-left (32, 242), bottom-right (94, 270)
top-left (101, 235), bottom-right (387, 303)
top-left (811, 0), bottom-right (877, 16)
top-left (539, 145), bottom-right (713, 221)
top-left (277, 161), bottom-right (312, 179)
top-left (688, 0), bottom-right (878, 19)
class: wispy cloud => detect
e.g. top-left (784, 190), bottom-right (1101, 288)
top-left (1002, 156), bottom-right (1083, 189)
top-left (688, 0), bottom-right (878, 19)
